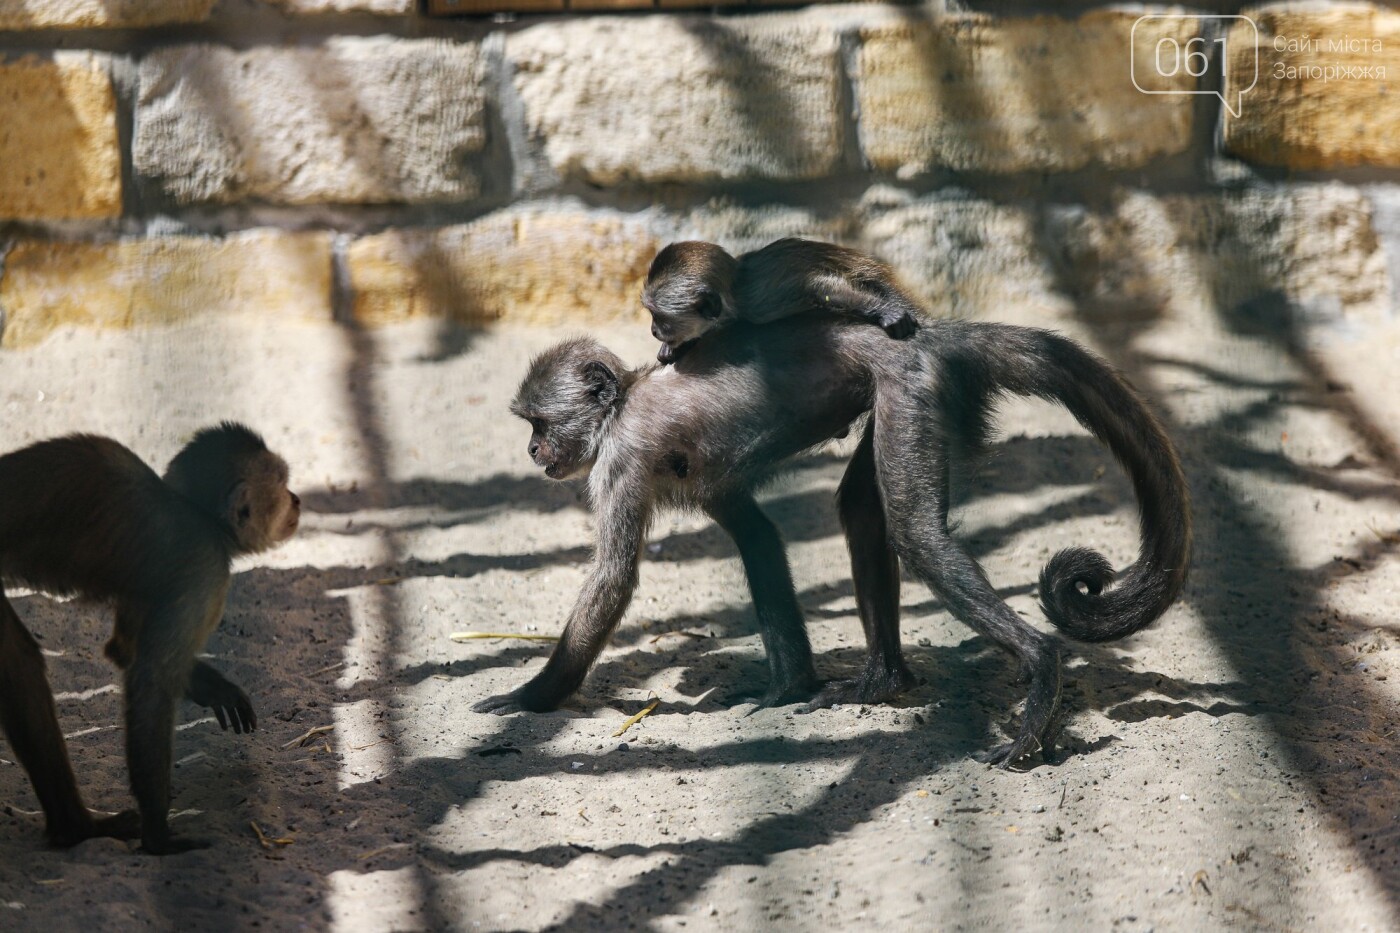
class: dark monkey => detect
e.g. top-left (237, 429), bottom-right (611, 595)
top-left (476, 319), bottom-right (1190, 767)
top-left (641, 238), bottom-right (921, 363)
top-left (0, 423), bottom-right (300, 852)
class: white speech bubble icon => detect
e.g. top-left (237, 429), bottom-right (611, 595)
top-left (1130, 14), bottom-right (1258, 119)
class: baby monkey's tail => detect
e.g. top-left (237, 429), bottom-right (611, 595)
top-left (940, 323), bottom-right (1191, 643)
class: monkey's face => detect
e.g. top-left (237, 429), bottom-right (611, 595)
top-left (512, 343), bottom-right (625, 481)
top-left (228, 452), bottom-right (301, 554)
top-left (642, 282), bottom-right (722, 365)
top-left (642, 242), bottom-right (737, 364)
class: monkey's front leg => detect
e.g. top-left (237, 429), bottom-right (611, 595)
top-left (475, 490), bottom-right (648, 715)
top-left (473, 564), bottom-right (640, 714)
top-left (706, 492), bottom-right (822, 708)
top-left (125, 659), bottom-right (208, 854)
top-left (187, 661), bottom-right (257, 734)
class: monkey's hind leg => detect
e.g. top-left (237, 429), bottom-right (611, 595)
top-left (812, 275), bottom-right (918, 339)
top-left (807, 422), bottom-right (916, 709)
top-left (0, 592), bottom-right (140, 845)
top-left (872, 405), bottom-right (1063, 768)
top-left (707, 493), bottom-right (822, 708)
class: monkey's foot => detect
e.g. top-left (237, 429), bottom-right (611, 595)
top-left (972, 733), bottom-right (1048, 769)
top-left (976, 641), bottom-right (1064, 769)
top-left (801, 667), bottom-right (918, 710)
top-left (473, 684), bottom-right (561, 715)
top-left (726, 679), bottom-right (822, 712)
top-left (46, 809), bottom-right (144, 847)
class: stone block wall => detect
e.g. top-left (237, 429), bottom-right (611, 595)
top-left (0, 0), bottom-right (1395, 347)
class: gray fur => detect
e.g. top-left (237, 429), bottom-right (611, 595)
top-left (478, 317), bottom-right (1191, 769)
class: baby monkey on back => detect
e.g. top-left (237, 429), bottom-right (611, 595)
top-left (642, 237), bottom-right (920, 363)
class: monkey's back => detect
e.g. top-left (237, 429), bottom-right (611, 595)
top-left (625, 318), bottom-right (881, 501)
top-left (733, 238), bottom-right (897, 324)
top-left (0, 434), bottom-right (226, 602)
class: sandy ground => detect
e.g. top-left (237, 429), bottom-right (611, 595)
top-left (0, 299), bottom-right (1398, 932)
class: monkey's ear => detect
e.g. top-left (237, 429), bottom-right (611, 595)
top-left (698, 289), bottom-right (726, 321)
top-left (583, 360), bottom-right (621, 407)
top-left (227, 482), bottom-right (255, 531)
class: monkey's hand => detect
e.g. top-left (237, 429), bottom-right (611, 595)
top-left (472, 680), bottom-right (563, 715)
top-left (186, 661), bottom-right (257, 734)
top-left (878, 309), bottom-right (917, 339)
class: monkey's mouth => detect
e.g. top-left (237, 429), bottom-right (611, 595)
top-left (661, 339), bottom-right (697, 364)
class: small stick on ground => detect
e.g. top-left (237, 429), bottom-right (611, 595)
top-left (281, 725), bottom-right (334, 749)
top-left (358, 843), bottom-right (411, 861)
top-left (648, 630), bottom-right (710, 645)
top-left (250, 821), bottom-right (294, 849)
top-left (1191, 869), bottom-right (1211, 896)
top-left (613, 698), bottom-right (661, 738)
top-left (450, 631), bottom-right (559, 643)
top-left (1364, 522), bottom-right (1399, 544)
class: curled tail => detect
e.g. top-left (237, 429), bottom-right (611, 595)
top-left (939, 323), bottom-right (1191, 643)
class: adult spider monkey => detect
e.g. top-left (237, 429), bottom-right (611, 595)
top-left (479, 314), bottom-right (1190, 768)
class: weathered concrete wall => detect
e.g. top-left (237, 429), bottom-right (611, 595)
top-left (0, 1), bottom-right (1395, 347)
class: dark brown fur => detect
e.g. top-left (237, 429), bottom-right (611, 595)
top-left (641, 238), bottom-right (920, 363)
top-left (0, 423), bottom-right (299, 853)
top-left (479, 318), bottom-right (1191, 768)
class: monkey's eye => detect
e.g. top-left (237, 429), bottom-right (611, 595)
top-left (529, 417), bottom-right (546, 432)
top-left (238, 504), bottom-right (252, 522)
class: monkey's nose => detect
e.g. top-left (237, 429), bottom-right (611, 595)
top-left (290, 492), bottom-right (301, 508)
top-left (651, 322), bottom-right (663, 341)
top-left (528, 442), bottom-right (540, 458)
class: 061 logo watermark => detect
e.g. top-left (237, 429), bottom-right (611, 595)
top-left (1130, 14), bottom-right (1258, 118)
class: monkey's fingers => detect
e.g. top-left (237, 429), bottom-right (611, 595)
top-left (728, 681), bottom-right (820, 713)
top-left (239, 699), bottom-right (258, 733)
top-left (972, 734), bottom-right (1044, 771)
top-left (799, 678), bottom-right (863, 712)
top-left (213, 706), bottom-right (230, 731)
top-left (473, 692), bottom-right (528, 715)
top-left (472, 684), bottom-right (559, 715)
top-left (230, 701), bottom-right (255, 734)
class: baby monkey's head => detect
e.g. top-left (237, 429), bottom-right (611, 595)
top-left (641, 241), bottom-right (739, 364)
